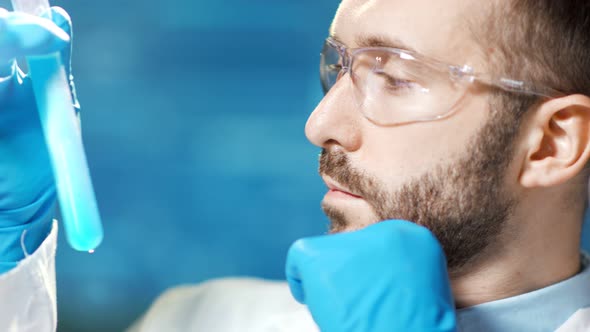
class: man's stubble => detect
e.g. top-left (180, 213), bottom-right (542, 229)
top-left (319, 103), bottom-right (522, 274)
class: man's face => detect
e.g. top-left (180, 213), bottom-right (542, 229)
top-left (307, 0), bottom-right (522, 272)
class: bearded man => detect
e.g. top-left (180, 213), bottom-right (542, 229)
top-left (1, 0), bottom-right (590, 331)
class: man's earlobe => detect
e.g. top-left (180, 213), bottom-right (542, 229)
top-left (519, 95), bottom-right (590, 188)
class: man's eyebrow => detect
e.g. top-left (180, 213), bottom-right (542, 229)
top-left (356, 35), bottom-right (418, 53)
top-left (331, 34), bottom-right (419, 54)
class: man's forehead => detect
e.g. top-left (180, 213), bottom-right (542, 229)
top-left (331, 0), bottom-right (488, 66)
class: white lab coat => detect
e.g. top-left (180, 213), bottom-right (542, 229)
top-left (0, 221), bottom-right (57, 332)
top-left (0, 222), bottom-right (320, 332)
top-left (1, 222), bottom-right (589, 332)
top-left (127, 278), bottom-right (319, 332)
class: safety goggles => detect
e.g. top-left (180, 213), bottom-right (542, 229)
top-left (320, 37), bottom-right (562, 126)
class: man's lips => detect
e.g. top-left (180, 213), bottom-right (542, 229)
top-left (323, 177), bottom-right (363, 199)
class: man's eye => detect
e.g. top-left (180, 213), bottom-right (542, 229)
top-left (374, 71), bottom-right (416, 92)
top-left (328, 64), bottom-right (343, 73)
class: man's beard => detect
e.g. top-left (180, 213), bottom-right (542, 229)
top-left (319, 111), bottom-right (520, 274)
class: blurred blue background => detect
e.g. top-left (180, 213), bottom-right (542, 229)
top-left (1, 0), bottom-right (340, 330)
top-left (1, 0), bottom-right (589, 331)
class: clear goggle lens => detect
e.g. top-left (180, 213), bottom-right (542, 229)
top-left (320, 39), bottom-right (468, 125)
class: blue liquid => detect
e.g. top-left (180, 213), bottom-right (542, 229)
top-left (28, 53), bottom-right (103, 251)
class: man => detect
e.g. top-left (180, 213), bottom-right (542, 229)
top-left (1, 0), bottom-right (590, 331)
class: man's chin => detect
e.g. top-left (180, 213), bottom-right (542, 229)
top-left (322, 201), bottom-right (379, 234)
top-left (329, 224), bottom-right (370, 234)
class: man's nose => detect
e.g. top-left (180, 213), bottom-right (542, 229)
top-left (305, 75), bottom-right (362, 152)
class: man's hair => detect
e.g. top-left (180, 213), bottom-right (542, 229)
top-left (473, 0), bottom-right (590, 118)
top-left (471, 0), bottom-right (590, 203)
top-left (484, 0), bottom-right (590, 95)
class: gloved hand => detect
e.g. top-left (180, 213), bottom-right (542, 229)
top-left (286, 220), bottom-right (457, 332)
top-left (0, 7), bottom-right (76, 273)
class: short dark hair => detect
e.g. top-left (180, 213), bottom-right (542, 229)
top-left (477, 0), bottom-right (590, 97)
top-left (472, 0), bottom-right (590, 196)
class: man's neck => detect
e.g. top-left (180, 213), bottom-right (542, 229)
top-left (450, 206), bottom-right (583, 308)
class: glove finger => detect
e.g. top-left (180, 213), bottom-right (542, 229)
top-left (285, 239), bottom-right (308, 304)
top-left (48, 7), bottom-right (79, 114)
top-left (0, 9), bottom-right (69, 66)
top-left (0, 8), bottom-right (15, 77)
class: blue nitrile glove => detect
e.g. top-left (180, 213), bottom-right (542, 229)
top-left (286, 220), bottom-right (457, 332)
top-left (0, 7), bottom-right (77, 273)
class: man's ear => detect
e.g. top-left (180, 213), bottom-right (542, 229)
top-left (519, 94), bottom-right (590, 188)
